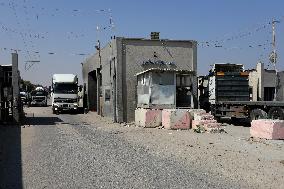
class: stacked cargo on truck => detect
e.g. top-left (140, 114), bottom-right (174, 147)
top-left (200, 63), bottom-right (284, 121)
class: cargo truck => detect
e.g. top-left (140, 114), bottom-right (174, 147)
top-left (200, 63), bottom-right (284, 121)
top-left (51, 74), bottom-right (79, 114)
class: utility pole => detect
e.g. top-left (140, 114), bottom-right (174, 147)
top-left (270, 19), bottom-right (280, 101)
top-left (94, 9), bottom-right (115, 116)
top-left (95, 39), bottom-right (102, 115)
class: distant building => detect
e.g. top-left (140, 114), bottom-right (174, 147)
top-left (82, 37), bottom-right (197, 123)
top-left (248, 62), bottom-right (284, 101)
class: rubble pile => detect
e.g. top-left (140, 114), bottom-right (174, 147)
top-left (192, 112), bottom-right (223, 133)
top-left (192, 112), bottom-right (221, 132)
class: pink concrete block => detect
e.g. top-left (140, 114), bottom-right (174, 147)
top-left (162, 109), bottom-right (191, 130)
top-left (250, 119), bottom-right (284, 140)
top-left (135, 108), bottom-right (162, 128)
top-left (145, 109), bottom-right (162, 127)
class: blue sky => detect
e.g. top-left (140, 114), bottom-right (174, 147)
top-left (0, 0), bottom-right (283, 85)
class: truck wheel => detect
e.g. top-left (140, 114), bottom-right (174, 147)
top-left (268, 107), bottom-right (284, 120)
top-left (250, 109), bottom-right (267, 121)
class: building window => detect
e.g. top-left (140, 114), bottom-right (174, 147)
top-left (4, 71), bottom-right (12, 85)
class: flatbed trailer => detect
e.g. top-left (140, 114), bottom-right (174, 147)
top-left (201, 63), bottom-right (284, 121)
top-left (212, 101), bottom-right (284, 121)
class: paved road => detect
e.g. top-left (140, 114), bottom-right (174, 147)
top-left (1, 106), bottom-right (243, 189)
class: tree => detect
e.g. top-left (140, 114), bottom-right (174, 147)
top-left (20, 79), bottom-right (35, 92)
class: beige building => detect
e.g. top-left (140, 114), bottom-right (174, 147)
top-left (248, 62), bottom-right (284, 101)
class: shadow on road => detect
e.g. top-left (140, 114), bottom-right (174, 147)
top-left (0, 125), bottom-right (22, 189)
top-left (25, 116), bottom-right (63, 126)
top-left (0, 114), bottom-right (63, 188)
top-left (220, 118), bottom-right (251, 127)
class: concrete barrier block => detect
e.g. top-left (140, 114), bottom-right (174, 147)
top-left (135, 108), bottom-right (162, 128)
top-left (250, 119), bottom-right (284, 140)
top-left (162, 109), bottom-right (191, 130)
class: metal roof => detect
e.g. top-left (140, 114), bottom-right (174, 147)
top-left (0, 64), bottom-right (12, 67)
top-left (52, 74), bottom-right (77, 83)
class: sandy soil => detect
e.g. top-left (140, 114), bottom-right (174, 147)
top-left (81, 111), bottom-right (284, 189)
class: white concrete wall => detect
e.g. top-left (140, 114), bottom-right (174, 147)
top-left (248, 62), bottom-right (284, 101)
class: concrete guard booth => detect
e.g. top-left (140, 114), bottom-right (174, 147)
top-left (82, 37), bottom-right (197, 123)
top-left (135, 68), bottom-right (196, 128)
top-left (136, 68), bottom-right (195, 109)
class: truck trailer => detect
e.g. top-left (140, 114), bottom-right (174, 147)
top-left (200, 63), bottom-right (284, 121)
top-left (51, 74), bottom-right (79, 114)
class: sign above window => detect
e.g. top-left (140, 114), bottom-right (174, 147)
top-left (142, 59), bottom-right (175, 65)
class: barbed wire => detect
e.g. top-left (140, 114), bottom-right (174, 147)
top-left (0, 0), bottom-right (282, 71)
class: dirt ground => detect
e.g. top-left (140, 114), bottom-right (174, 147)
top-left (82, 111), bottom-right (284, 189)
top-left (1, 107), bottom-right (283, 189)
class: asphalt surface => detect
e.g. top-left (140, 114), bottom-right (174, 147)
top-left (0, 106), bottom-right (244, 189)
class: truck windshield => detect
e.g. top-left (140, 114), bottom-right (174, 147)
top-left (54, 83), bottom-right (77, 94)
top-left (31, 91), bottom-right (47, 96)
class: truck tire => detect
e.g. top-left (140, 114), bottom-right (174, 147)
top-left (250, 109), bottom-right (267, 121)
top-left (268, 107), bottom-right (284, 120)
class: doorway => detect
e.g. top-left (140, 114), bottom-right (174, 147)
top-left (88, 71), bottom-right (97, 111)
top-left (176, 74), bottom-right (192, 107)
top-left (264, 87), bottom-right (275, 101)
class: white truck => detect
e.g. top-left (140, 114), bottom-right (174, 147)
top-left (51, 74), bottom-right (79, 114)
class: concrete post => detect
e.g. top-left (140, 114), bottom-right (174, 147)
top-left (12, 53), bottom-right (20, 124)
top-left (0, 66), bottom-right (3, 121)
top-left (115, 38), bottom-right (124, 123)
top-left (97, 69), bottom-right (101, 115)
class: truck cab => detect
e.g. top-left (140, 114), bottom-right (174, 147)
top-left (30, 89), bottom-right (48, 106)
top-left (51, 74), bottom-right (79, 114)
